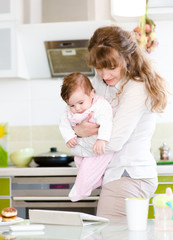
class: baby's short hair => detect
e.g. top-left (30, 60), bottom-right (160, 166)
top-left (61, 72), bottom-right (94, 103)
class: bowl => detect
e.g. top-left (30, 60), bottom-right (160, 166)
top-left (10, 148), bottom-right (34, 167)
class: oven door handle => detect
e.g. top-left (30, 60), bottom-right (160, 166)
top-left (12, 196), bottom-right (99, 201)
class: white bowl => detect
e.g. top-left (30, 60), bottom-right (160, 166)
top-left (10, 148), bottom-right (34, 167)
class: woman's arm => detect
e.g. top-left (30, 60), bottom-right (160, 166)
top-left (71, 82), bottom-right (149, 157)
top-left (73, 113), bottom-right (99, 137)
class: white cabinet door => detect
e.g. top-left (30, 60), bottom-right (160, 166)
top-left (0, 0), bottom-right (18, 21)
top-left (0, 23), bottom-right (17, 77)
top-left (0, 0), bottom-right (19, 78)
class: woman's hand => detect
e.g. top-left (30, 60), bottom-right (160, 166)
top-left (73, 113), bottom-right (99, 137)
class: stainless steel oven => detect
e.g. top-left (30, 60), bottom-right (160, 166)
top-left (12, 176), bottom-right (100, 219)
top-left (44, 40), bottom-right (95, 77)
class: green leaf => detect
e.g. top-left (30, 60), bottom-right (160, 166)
top-left (0, 145), bottom-right (8, 167)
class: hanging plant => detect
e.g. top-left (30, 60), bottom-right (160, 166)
top-left (133, 2), bottom-right (158, 54)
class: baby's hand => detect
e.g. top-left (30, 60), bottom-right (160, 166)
top-left (93, 139), bottom-right (106, 155)
top-left (66, 136), bottom-right (77, 148)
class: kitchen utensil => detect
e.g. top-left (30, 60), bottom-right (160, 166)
top-left (32, 147), bottom-right (74, 167)
top-left (159, 142), bottom-right (170, 161)
top-left (10, 148), bottom-right (34, 167)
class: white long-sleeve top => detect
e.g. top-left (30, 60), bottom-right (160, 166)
top-left (70, 74), bottom-right (157, 185)
top-left (59, 94), bottom-right (113, 144)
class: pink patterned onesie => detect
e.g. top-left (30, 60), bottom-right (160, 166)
top-left (59, 94), bottom-right (114, 202)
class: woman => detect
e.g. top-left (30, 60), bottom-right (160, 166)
top-left (70, 26), bottom-right (167, 219)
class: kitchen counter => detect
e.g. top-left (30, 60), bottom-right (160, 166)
top-left (0, 218), bottom-right (170, 240)
top-left (0, 166), bottom-right (78, 177)
top-left (0, 165), bottom-right (172, 177)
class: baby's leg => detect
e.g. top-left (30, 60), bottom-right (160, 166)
top-left (74, 156), bottom-right (83, 169)
top-left (69, 153), bottom-right (113, 201)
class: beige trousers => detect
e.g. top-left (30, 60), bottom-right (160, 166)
top-left (97, 176), bottom-right (158, 219)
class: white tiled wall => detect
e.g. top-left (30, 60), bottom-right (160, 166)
top-left (0, 78), bottom-right (66, 126)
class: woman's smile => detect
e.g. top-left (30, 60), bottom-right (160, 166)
top-left (96, 67), bottom-right (122, 86)
top-left (104, 78), bottom-right (116, 84)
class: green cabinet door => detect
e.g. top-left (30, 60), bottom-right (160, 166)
top-left (0, 178), bottom-right (10, 196)
top-left (0, 177), bottom-right (11, 212)
top-left (0, 199), bottom-right (10, 212)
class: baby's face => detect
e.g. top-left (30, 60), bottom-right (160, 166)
top-left (68, 88), bottom-right (94, 114)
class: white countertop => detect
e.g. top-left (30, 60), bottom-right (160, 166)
top-left (0, 165), bottom-right (172, 177)
top-left (0, 166), bottom-right (78, 177)
top-left (0, 218), bottom-right (168, 240)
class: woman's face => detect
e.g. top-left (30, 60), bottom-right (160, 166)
top-left (96, 67), bottom-right (122, 86)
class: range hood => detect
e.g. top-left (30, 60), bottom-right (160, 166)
top-left (17, 21), bottom-right (111, 79)
top-left (44, 39), bottom-right (94, 77)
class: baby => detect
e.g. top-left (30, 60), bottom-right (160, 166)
top-left (59, 72), bottom-right (113, 201)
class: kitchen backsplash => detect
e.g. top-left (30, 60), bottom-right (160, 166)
top-left (9, 125), bottom-right (70, 158)
top-left (8, 123), bottom-right (173, 163)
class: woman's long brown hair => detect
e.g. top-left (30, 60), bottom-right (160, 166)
top-left (88, 26), bottom-right (167, 113)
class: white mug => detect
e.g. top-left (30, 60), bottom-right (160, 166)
top-left (125, 198), bottom-right (149, 231)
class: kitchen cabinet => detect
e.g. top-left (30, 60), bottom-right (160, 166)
top-left (22, 0), bottom-right (111, 24)
top-left (0, 0), bottom-right (18, 21)
top-left (0, 0), bottom-right (20, 78)
top-left (0, 22), bottom-right (17, 78)
top-left (0, 177), bottom-right (11, 212)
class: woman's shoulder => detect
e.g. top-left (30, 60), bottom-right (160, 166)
top-left (121, 80), bottom-right (148, 102)
top-left (124, 79), bottom-right (146, 92)
top-left (127, 79), bottom-right (145, 86)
